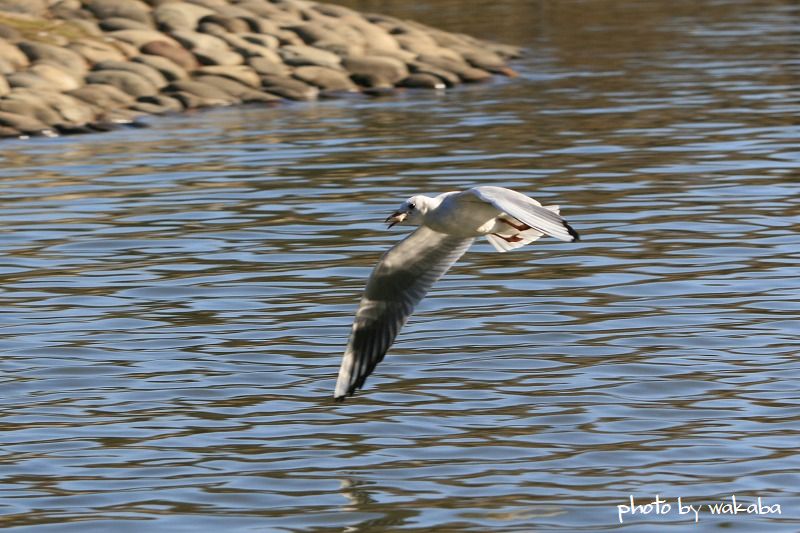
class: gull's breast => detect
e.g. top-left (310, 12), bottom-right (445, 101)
top-left (426, 195), bottom-right (500, 237)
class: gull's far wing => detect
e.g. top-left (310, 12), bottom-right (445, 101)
top-left (470, 186), bottom-right (580, 242)
top-left (335, 226), bottom-right (474, 400)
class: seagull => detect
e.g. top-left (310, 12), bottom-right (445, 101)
top-left (334, 185), bottom-right (579, 401)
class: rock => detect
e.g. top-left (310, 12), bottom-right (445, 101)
top-left (0, 92), bottom-right (61, 125)
top-left (100, 17), bottom-right (153, 31)
top-left (136, 93), bottom-right (184, 112)
top-left (242, 33), bottom-right (280, 50)
top-left (0, 111), bottom-right (53, 135)
top-left (195, 65), bottom-right (260, 87)
top-left (170, 30), bottom-right (228, 52)
top-left (164, 80), bottom-right (237, 105)
top-left (6, 72), bottom-right (54, 91)
top-left (288, 22), bottom-right (349, 47)
top-left (0, 74), bottom-right (9, 96)
top-left (349, 72), bottom-right (394, 90)
top-left (84, 0), bottom-right (152, 23)
top-left (344, 15), bottom-right (402, 55)
top-left (153, 2), bottom-right (215, 32)
top-left (0, 0), bottom-right (48, 16)
top-left (279, 44), bottom-right (340, 69)
top-left (408, 61), bottom-right (459, 87)
top-left (133, 54), bottom-right (188, 81)
top-left (292, 65), bottom-right (356, 92)
top-left (168, 90), bottom-right (205, 109)
top-left (216, 33), bottom-right (279, 59)
top-left (457, 66), bottom-right (492, 83)
top-left (69, 39), bottom-right (128, 63)
top-left (260, 74), bottom-right (318, 101)
top-left (131, 101), bottom-right (171, 114)
top-left (198, 14), bottom-right (250, 33)
top-left (194, 48), bottom-right (243, 67)
top-left (247, 55), bottom-right (289, 77)
top-left (456, 46), bottom-right (508, 73)
top-left (0, 125), bottom-right (21, 138)
top-left (416, 53), bottom-right (489, 82)
top-left (27, 63), bottom-right (83, 91)
top-left (0, 58), bottom-right (14, 75)
top-left (17, 41), bottom-right (88, 75)
top-left (193, 74), bottom-right (279, 103)
top-left (85, 70), bottom-right (159, 97)
top-left (312, 3), bottom-right (359, 18)
top-left (342, 55), bottom-right (408, 84)
top-left (108, 30), bottom-right (179, 49)
top-left (68, 83), bottom-right (135, 109)
top-left (0, 39), bottom-right (28, 70)
top-left (37, 90), bottom-right (97, 124)
top-left (399, 73), bottom-right (446, 90)
top-left (0, 23), bottom-right (21, 42)
top-left (93, 60), bottom-right (168, 88)
top-left (140, 41), bottom-right (198, 70)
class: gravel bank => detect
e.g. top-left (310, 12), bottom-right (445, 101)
top-left (0, 0), bottom-right (521, 139)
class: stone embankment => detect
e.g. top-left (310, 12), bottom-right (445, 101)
top-left (0, 0), bottom-right (521, 139)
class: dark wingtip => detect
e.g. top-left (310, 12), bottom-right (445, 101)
top-left (566, 222), bottom-right (580, 242)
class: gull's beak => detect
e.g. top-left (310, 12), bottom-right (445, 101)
top-left (385, 211), bottom-right (407, 228)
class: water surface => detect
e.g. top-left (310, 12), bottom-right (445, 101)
top-left (1, 0), bottom-right (799, 530)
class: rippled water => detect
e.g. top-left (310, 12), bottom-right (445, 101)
top-left (2, 0), bottom-right (799, 530)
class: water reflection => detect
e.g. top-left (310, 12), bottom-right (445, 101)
top-left (2, 0), bottom-right (799, 530)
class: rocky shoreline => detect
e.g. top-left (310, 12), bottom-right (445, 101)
top-left (0, 0), bottom-right (521, 139)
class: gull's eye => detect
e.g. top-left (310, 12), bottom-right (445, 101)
top-left (408, 203), bottom-right (416, 210)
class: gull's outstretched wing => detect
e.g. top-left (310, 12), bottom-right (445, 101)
top-left (335, 226), bottom-right (474, 400)
top-left (470, 186), bottom-right (580, 242)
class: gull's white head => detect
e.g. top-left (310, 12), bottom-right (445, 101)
top-left (385, 195), bottom-right (433, 228)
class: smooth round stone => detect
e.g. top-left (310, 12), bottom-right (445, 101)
top-left (67, 84), bottom-right (135, 109)
top-left (408, 61), bottom-right (460, 88)
top-left (93, 60), bottom-right (168, 89)
top-left (85, 69), bottom-right (159, 98)
top-left (165, 80), bottom-right (238, 104)
top-left (0, 125), bottom-right (22, 138)
top-left (247, 55), bottom-right (289, 77)
top-left (398, 73), bottom-right (446, 90)
top-left (0, 23), bottom-right (21, 42)
top-left (456, 46), bottom-right (508, 73)
top-left (17, 41), bottom-right (88, 75)
top-left (6, 72), bottom-right (55, 91)
top-left (84, 0), bottom-right (152, 24)
top-left (133, 54), bottom-right (189, 82)
top-left (0, 74), bottom-right (8, 96)
top-left (137, 94), bottom-right (185, 112)
top-left (193, 74), bottom-right (280, 103)
top-left (100, 17), bottom-right (153, 32)
top-left (291, 65), bottom-right (357, 92)
top-left (279, 44), bottom-right (341, 69)
top-left (342, 55), bottom-right (408, 84)
top-left (0, 111), bottom-right (53, 135)
top-left (0, 39), bottom-right (29, 69)
top-left (140, 41), bottom-right (199, 70)
top-left (195, 65), bottom-right (260, 87)
top-left (34, 90), bottom-right (97, 124)
top-left (288, 22), bottom-right (348, 47)
top-left (194, 48), bottom-right (244, 67)
top-left (260, 74), bottom-right (318, 101)
top-left (153, 3), bottom-right (215, 32)
top-left (27, 63), bottom-right (83, 91)
top-left (198, 14), bottom-right (250, 33)
top-left (0, 93), bottom-right (61, 125)
top-left (69, 39), bottom-right (127, 64)
top-left (108, 30), bottom-right (179, 49)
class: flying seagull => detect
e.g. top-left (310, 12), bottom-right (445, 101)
top-left (334, 185), bottom-right (579, 401)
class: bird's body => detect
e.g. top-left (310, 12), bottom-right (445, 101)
top-left (334, 186), bottom-right (579, 400)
